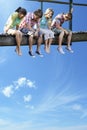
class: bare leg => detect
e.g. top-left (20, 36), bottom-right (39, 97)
top-left (57, 31), bottom-right (65, 54)
top-left (28, 35), bottom-right (35, 57)
top-left (67, 31), bottom-right (72, 47)
top-left (36, 35), bottom-right (42, 52)
top-left (58, 31), bottom-right (64, 48)
top-left (66, 31), bottom-right (74, 53)
top-left (15, 30), bottom-right (22, 56)
top-left (47, 38), bottom-right (53, 53)
top-left (29, 35), bottom-right (34, 52)
top-left (44, 39), bottom-right (49, 53)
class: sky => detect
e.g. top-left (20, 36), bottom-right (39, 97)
top-left (0, 0), bottom-right (87, 130)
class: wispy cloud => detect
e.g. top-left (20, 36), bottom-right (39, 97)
top-left (71, 103), bottom-right (87, 119)
top-left (42, 125), bottom-right (87, 130)
top-left (71, 104), bottom-right (82, 111)
top-left (0, 56), bottom-right (6, 64)
top-left (35, 92), bottom-right (81, 113)
top-left (0, 118), bottom-right (33, 130)
top-left (0, 118), bottom-right (87, 130)
top-left (0, 118), bottom-right (10, 126)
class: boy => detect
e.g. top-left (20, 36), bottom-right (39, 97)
top-left (51, 12), bottom-right (74, 54)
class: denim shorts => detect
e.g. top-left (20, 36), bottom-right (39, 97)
top-left (52, 28), bottom-right (71, 35)
top-left (20, 28), bottom-right (30, 34)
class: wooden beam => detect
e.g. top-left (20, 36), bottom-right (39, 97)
top-left (26, 0), bottom-right (87, 6)
top-left (0, 31), bottom-right (87, 46)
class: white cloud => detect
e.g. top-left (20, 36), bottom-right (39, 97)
top-left (23, 94), bottom-right (32, 102)
top-left (26, 79), bottom-right (35, 88)
top-left (14, 77), bottom-right (35, 90)
top-left (2, 85), bottom-right (14, 97)
top-left (1, 77), bottom-right (36, 99)
top-left (14, 77), bottom-right (26, 89)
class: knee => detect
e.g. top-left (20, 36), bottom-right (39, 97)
top-left (60, 31), bottom-right (64, 37)
top-left (69, 31), bottom-right (72, 36)
top-left (29, 35), bottom-right (34, 40)
top-left (16, 30), bottom-right (22, 37)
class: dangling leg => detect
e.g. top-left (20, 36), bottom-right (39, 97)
top-left (28, 35), bottom-right (35, 57)
top-left (47, 30), bottom-right (54, 53)
top-left (36, 35), bottom-right (43, 57)
top-left (66, 31), bottom-right (74, 53)
top-left (57, 31), bottom-right (65, 54)
top-left (15, 30), bottom-right (22, 56)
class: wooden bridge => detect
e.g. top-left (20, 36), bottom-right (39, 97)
top-left (0, 31), bottom-right (87, 46)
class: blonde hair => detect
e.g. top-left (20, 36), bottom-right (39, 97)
top-left (44, 8), bottom-right (54, 16)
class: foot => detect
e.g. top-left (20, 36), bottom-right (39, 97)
top-left (36, 51), bottom-right (43, 57)
top-left (66, 46), bottom-right (74, 53)
top-left (18, 49), bottom-right (22, 56)
top-left (15, 48), bottom-right (18, 55)
top-left (44, 46), bottom-right (50, 53)
top-left (57, 47), bottom-right (65, 54)
top-left (28, 51), bottom-right (35, 58)
top-left (15, 48), bottom-right (22, 56)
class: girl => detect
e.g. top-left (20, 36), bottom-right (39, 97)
top-left (4, 7), bottom-right (27, 56)
top-left (40, 8), bottom-right (54, 53)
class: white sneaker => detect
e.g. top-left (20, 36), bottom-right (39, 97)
top-left (57, 47), bottom-right (65, 54)
top-left (66, 46), bottom-right (74, 53)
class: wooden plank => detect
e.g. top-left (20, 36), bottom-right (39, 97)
top-left (26, 0), bottom-right (87, 6)
top-left (0, 31), bottom-right (87, 46)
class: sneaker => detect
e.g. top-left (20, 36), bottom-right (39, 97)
top-left (36, 51), bottom-right (43, 57)
top-left (66, 46), bottom-right (74, 53)
top-left (57, 47), bottom-right (65, 54)
top-left (28, 51), bottom-right (35, 58)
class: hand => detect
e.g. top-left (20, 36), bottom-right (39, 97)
top-left (34, 31), bottom-right (38, 37)
top-left (64, 30), bottom-right (69, 35)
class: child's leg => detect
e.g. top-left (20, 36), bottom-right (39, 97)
top-left (47, 30), bottom-right (54, 53)
top-left (29, 35), bottom-right (34, 52)
top-left (15, 30), bottom-right (22, 56)
top-left (58, 31), bottom-right (64, 48)
top-left (67, 31), bottom-right (72, 47)
top-left (36, 35), bottom-right (42, 52)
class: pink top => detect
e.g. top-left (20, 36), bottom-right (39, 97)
top-left (19, 12), bottom-right (39, 29)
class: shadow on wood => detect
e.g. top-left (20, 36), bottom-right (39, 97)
top-left (0, 31), bottom-right (87, 46)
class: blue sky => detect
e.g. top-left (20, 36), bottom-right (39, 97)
top-left (0, 0), bottom-right (87, 130)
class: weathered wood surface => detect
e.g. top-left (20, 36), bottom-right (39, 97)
top-left (0, 31), bottom-right (87, 46)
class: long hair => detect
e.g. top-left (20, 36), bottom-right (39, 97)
top-left (44, 8), bottom-right (54, 16)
